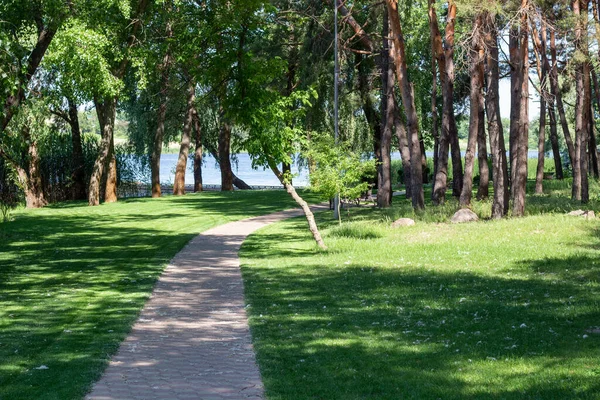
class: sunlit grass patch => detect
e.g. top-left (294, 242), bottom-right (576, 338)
top-left (0, 190), bottom-right (320, 400)
top-left (241, 182), bottom-right (600, 399)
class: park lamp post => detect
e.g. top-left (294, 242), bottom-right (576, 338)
top-left (333, 0), bottom-right (340, 220)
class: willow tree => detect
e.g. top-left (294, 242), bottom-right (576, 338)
top-left (86, 0), bottom-right (150, 206)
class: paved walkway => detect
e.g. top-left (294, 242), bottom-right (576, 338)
top-left (86, 204), bottom-right (328, 400)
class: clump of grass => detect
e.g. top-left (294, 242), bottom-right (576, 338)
top-left (327, 221), bottom-right (384, 239)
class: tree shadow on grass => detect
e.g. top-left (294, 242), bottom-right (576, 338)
top-left (243, 253), bottom-right (600, 399)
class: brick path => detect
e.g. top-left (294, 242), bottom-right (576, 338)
top-left (86, 205), bottom-right (328, 400)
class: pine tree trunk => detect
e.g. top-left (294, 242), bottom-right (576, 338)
top-left (509, 26), bottom-right (520, 197)
top-left (535, 94), bottom-right (546, 195)
top-left (513, 3), bottom-right (529, 217)
top-left (460, 14), bottom-right (484, 207)
top-left (173, 80), bottom-right (196, 196)
top-left (67, 98), bottom-right (86, 200)
top-left (476, 71), bottom-right (489, 201)
top-left (378, 9), bottom-right (393, 208)
top-left (589, 100), bottom-right (599, 178)
top-left (548, 104), bottom-right (563, 179)
top-left (386, 0), bottom-right (424, 210)
top-left (483, 13), bottom-right (509, 218)
top-left (429, 0), bottom-right (459, 204)
top-left (549, 26), bottom-right (576, 169)
top-left (394, 109), bottom-right (412, 199)
top-left (89, 97), bottom-right (116, 206)
top-left (573, 0), bottom-right (590, 203)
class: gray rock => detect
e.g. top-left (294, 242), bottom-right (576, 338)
top-left (391, 218), bottom-right (415, 228)
top-left (451, 209), bottom-right (479, 224)
top-left (568, 210), bottom-right (595, 219)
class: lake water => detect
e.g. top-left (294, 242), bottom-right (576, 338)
top-left (159, 150), bottom-right (548, 186)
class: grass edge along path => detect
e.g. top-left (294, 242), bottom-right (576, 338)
top-left (85, 203), bottom-right (330, 400)
top-left (0, 190), bottom-right (320, 400)
top-left (240, 184), bottom-right (600, 400)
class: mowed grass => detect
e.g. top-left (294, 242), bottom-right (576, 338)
top-left (240, 180), bottom-right (600, 400)
top-left (0, 190), bottom-right (319, 400)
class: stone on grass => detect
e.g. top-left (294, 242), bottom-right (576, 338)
top-left (567, 210), bottom-right (595, 219)
top-left (391, 218), bottom-right (415, 228)
top-left (451, 209), bottom-right (479, 224)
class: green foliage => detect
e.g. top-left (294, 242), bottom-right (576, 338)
top-left (45, 20), bottom-right (121, 101)
top-left (305, 133), bottom-right (376, 204)
top-left (0, 159), bottom-right (20, 222)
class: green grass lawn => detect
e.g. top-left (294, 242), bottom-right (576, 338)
top-left (0, 190), bottom-right (319, 400)
top-left (240, 180), bottom-right (600, 399)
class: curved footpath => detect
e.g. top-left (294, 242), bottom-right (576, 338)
top-left (86, 204), bottom-right (329, 400)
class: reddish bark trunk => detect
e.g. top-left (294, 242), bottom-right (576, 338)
top-left (483, 13), bottom-right (509, 218)
top-left (476, 68), bottom-right (489, 201)
top-left (460, 14), bottom-right (484, 207)
top-left (549, 26), bottom-right (576, 168)
top-left (386, 0), bottom-right (424, 210)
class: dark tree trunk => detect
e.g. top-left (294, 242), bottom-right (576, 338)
top-left (356, 52), bottom-right (382, 191)
top-left (483, 13), bottom-right (509, 218)
top-left (18, 125), bottom-right (47, 208)
top-left (573, 0), bottom-right (590, 203)
top-left (513, 3), bottom-right (529, 217)
top-left (88, 0), bottom-right (149, 206)
top-left (589, 100), bottom-right (599, 178)
top-left (89, 97), bottom-right (116, 206)
top-left (535, 92), bottom-right (546, 195)
top-left (218, 118), bottom-right (234, 191)
top-left (430, 0), bottom-right (460, 204)
top-left (548, 103), bottom-right (563, 179)
top-left (150, 21), bottom-right (173, 198)
top-left (549, 26), bottom-right (576, 169)
top-left (446, 2), bottom-right (462, 198)
top-left (192, 108), bottom-right (203, 192)
top-left (173, 80), bottom-right (196, 196)
top-left (394, 107), bottom-right (412, 199)
top-left (545, 28), bottom-right (563, 180)
top-left (378, 9), bottom-right (393, 208)
top-left (386, 0), bottom-right (424, 210)
top-left (208, 148), bottom-right (251, 190)
top-left (476, 71), bottom-right (489, 201)
top-left (509, 26), bottom-right (520, 197)
top-left (460, 14), bottom-right (484, 208)
top-left (66, 98), bottom-right (86, 200)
